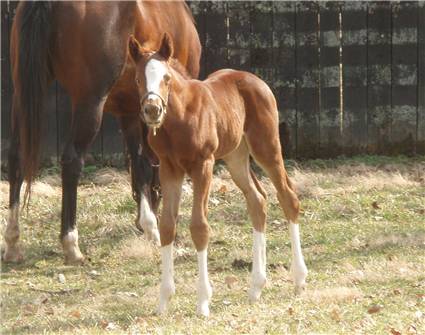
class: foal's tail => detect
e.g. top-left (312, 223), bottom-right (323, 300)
top-left (12, 2), bottom-right (53, 203)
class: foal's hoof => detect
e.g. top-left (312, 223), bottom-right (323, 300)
top-left (64, 251), bottom-right (85, 265)
top-left (294, 284), bottom-right (306, 295)
top-left (2, 245), bottom-right (24, 263)
top-left (196, 302), bottom-right (210, 317)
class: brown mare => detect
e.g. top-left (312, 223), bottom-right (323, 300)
top-left (3, 1), bottom-right (200, 264)
top-left (128, 34), bottom-right (308, 316)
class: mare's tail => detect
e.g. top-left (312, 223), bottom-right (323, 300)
top-left (12, 2), bottom-right (53, 203)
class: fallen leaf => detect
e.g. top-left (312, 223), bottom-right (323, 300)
top-left (367, 304), bottom-right (382, 314)
top-left (44, 307), bottom-right (54, 315)
top-left (390, 328), bottom-right (401, 335)
top-left (22, 304), bottom-right (35, 316)
top-left (372, 201), bottom-right (380, 209)
top-left (393, 289), bottom-right (401, 295)
top-left (288, 306), bottom-right (295, 316)
top-left (224, 275), bottom-right (238, 288)
top-left (69, 310), bottom-right (81, 318)
top-left (218, 185), bottom-right (228, 194)
top-left (407, 324), bottom-right (417, 334)
top-left (330, 308), bottom-right (341, 322)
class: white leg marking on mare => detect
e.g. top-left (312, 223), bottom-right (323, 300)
top-left (196, 249), bottom-right (212, 317)
top-left (62, 229), bottom-right (84, 264)
top-left (157, 243), bottom-right (175, 314)
top-left (248, 230), bottom-right (267, 302)
top-left (3, 205), bottom-right (23, 262)
top-left (289, 221), bottom-right (308, 293)
top-left (139, 194), bottom-right (160, 245)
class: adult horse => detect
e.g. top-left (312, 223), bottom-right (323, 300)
top-left (3, 1), bottom-right (201, 264)
top-left (128, 34), bottom-right (308, 316)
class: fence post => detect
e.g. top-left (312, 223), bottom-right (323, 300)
top-left (295, 1), bottom-right (320, 159)
top-left (319, 1), bottom-right (342, 157)
top-left (391, 1), bottom-right (419, 155)
top-left (273, 2), bottom-right (297, 158)
top-left (341, 1), bottom-right (368, 156)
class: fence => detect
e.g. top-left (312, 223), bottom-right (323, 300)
top-left (1, 1), bottom-right (424, 163)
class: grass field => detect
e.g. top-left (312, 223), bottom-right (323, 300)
top-left (1, 156), bottom-right (424, 334)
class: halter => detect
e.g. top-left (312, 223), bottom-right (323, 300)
top-left (140, 90), bottom-right (169, 135)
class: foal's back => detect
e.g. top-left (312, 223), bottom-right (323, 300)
top-left (200, 69), bottom-right (280, 157)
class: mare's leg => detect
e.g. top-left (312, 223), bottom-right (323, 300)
top-left (189, 158), bottom-right (214, 317)
top-left (157, 159), bottom-right (184, 314)
top-left (223, 140), bottom-right (267, 302)
top-left (60, 99), bottom-right (105, 264)
top-left (119, 115), bottom-right (160, 244)
top-left (3, 110), bottom-right (24, 262)
top-left (245, 126), bottom-right (308, 293)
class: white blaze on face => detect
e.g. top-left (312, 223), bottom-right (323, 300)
top-left (145, 58), bottom-right (168, 100)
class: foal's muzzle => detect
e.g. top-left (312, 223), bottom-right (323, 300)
top-left (140, 92), bottom-right (167, 128)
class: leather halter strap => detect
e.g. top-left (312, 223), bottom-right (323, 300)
top-left (140, 91), bottom-right (168, 113)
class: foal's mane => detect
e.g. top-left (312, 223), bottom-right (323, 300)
top-left (169, 57), bottom-right (192, 80)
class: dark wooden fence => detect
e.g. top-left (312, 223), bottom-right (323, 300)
top-left (1, 1), bottom-right (424, 164)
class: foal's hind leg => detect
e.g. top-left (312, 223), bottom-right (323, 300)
top-left (3, 114), bottom-right (24, 262)
top-left (60, 99), bottom-right (105, 264)
top-left (245, 130), bottom-right (308, 293)
top-left (224, 140), bottom-right (267, 302)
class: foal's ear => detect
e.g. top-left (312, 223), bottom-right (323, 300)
top-left (158, 33), bottom-right (173, 61)
top-left (128, 35), bottom-right (143, 63)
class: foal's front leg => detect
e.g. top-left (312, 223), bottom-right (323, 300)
top-left (190, 159), bottom-right (214, 317)
top-left (157, 161), bottom-right (184, 314)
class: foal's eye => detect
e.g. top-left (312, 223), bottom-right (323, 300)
top-left (164, 73), bottom-right (171, 83)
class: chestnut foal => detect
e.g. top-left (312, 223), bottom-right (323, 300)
top-left (129, 34), bottom-right (308, 316)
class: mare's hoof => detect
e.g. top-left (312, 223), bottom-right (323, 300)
top-left (2, 246), bottom-right (24, 263)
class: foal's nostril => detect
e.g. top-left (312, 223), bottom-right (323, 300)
top-left (144, 104), bottom-right (162, 119)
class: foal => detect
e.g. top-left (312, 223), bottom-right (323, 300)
top-left (129, 34), bottom-right (308, 316)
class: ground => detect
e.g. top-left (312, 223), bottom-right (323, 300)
top-left (1, 156), bottom-right (424, 334)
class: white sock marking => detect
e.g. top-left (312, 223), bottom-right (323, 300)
top-left (62, 229), bottom-right (84, 263)
top-left (145, 58), bottom-right (168, 98)
top-left (139, 194), bottom-right (160, 245)
top-left (249, 230), bottom-right (267, 302)
top-left (289, 221), bottom-right (308, 292)
top-left (158, 243), bottom-right (175, 314)
top-left (196, 249), bottom-right (212, 317)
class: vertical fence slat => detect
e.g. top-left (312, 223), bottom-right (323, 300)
top-left (227, 1), bottom-right (250, 71)
top-left (296, 2), bottom-right (320, 158)
top-left (250, 1), bottom-right (273, 85)
top-left (319, 1), bottom-right (342, 157)
top-left (1, 1), bottom-right (11, 165)
top-left (203, 1), bottom-right (227, 76)
top-left (273, 2), bottom-right (297, 158)
top-left (101, 114), bottom-right (123, 164)
top-left (418, 1), bottom-right (425, 154)
top-left (188, 1), bottom-right (207, 79)
top-left (342, 1), bottom-right (368, 155)
top-left (391, 1), bottom-right (418, 155)
top-left (367, 2), bottom-right (392, 154)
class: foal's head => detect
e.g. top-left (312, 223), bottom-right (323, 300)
top-left (129, 34), bottom-right (173, 130)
